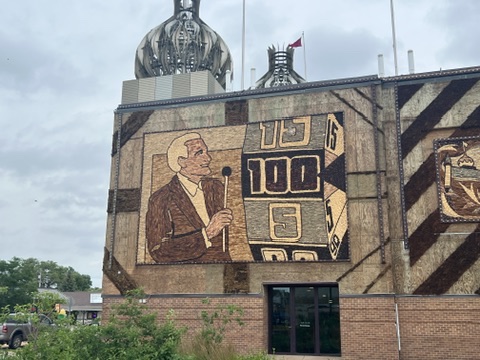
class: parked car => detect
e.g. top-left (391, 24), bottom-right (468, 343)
top-left (0, 314), bottom-right (53, 349)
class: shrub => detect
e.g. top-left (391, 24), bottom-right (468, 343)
top-left (5, 290), bottom-right (272, 360)
top-left (180, 298), bottom-right (248, 360)
top-left (14, 289), bottom-right (186, 360)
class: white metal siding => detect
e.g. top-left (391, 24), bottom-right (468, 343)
top-left (172, 73), bottom-right (191, 98)
top-left (138, 77), bottom-right (156, 103)
top-left (121, 80), bottom-right (139, 104)
top-left (155, 76), bottom-right (173, 100)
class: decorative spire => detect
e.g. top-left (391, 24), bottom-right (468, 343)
top-left (135, 0), bottom-right (233, 89)
top-left (254, 45), bottom-right (305, 89)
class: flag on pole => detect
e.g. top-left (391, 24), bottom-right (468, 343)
top-left (288, 37), bottom-right (302, 48)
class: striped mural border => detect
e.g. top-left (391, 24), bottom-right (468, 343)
top-left (397, 75), bottom-right (480, 294)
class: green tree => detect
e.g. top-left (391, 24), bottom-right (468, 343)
top-left (38, 262), bottom-right (92, 291)
top-left (37, 260), bottom-right (63, 288)
top-left (57, 267), bottom-right (91, 291)
top-left (17, 289), bottom-right (186, 360)
top-left (0, 257), bottom-right (92, 310)
top-left (0, 258), bottom-right (38, 310)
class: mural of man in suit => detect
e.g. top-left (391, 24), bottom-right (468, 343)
top-left (146, 132), bottom-right (233, 263)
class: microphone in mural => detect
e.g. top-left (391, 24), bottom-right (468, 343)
top-left (222, 166), bottom-right (232, 252)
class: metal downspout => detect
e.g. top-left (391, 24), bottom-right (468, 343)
top-left (372, 83), bottom-right (386, 263)
top-left (109, 111), bottom-right (123, 269)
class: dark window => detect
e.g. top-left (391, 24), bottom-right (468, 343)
top-left (268, 284), bottom-right (341, 356)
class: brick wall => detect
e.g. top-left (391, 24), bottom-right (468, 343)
top-left (340, 295), bottom-right (480, 360)
top-left (103, 295), bottom-right (266, 354)
top-left (397, 296), bottom-right (480, 360)
top-left (340, 296), bottom-right (399, 360)
top-left (103, 294), bottom-right (480, 359)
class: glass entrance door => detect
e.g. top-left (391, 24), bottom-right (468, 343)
top-left (318, 286), bottom-right (341, 354)
top-left (294, 287), bottom-right (315, 353)
top-left (268, 285), bottom-right (341, 356)
top-left (271, 287), bottom-right (291, 353)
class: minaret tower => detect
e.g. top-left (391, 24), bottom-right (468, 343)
top-left (134, 0), bottom-right (233, 89)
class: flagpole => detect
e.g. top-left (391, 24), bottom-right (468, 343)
top-left (241, 0), bottom-right (246, 90)
top-left (302, 31), bottom-right (307, 80)
top-left (390, 0), bottom-right (399, 76)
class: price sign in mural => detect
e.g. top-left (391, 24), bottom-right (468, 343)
top-left (242, 113), bottom-right (348, 261)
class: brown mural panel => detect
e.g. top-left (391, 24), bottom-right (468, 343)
top-left (435, 136), bottom-right (480, 222)
top-left (137, 113), bottom-right (348, 264)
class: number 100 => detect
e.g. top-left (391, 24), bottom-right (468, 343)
top-left (248, 155), bottom-right (321, 194)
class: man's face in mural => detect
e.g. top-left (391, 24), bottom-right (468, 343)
top-left (178, 138), bottom-right (212, 183)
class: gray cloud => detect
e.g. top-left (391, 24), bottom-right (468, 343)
top-left (0, 0), bottom-right (476, 288)
top-left (433, 0), bottom-right (480, 67)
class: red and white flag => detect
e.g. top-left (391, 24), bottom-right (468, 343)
top-left (288, 37), bottom-right (302, 48)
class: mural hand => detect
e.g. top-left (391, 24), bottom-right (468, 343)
top-left (206, 208), bottom-right (233, 239)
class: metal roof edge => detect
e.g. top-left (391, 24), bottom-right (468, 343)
top-left (380, 65), bottom-right (480, 87)
top-left (115, 74), bottom-right (380, 113)
top-left (114, 65), bottom-right (480, 113)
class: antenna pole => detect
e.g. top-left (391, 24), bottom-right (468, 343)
top-left (241, 0), bottom-right (246, 90)
top-left (390, 0), bottom-right (399, 75)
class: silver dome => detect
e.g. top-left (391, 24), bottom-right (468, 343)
top-left (135, 0), bottom-right (233, 89)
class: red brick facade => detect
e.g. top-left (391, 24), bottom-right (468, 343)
top-left (103, 294), bottom-right (480, 359)
top-left (337, 295), bottom-right (480, 359)
top-left (395, 296), bottom-right (480, 360)
top-left (102, 295), bottom-right (266, 353)
top-left (340, 296), bottom-right (399, 359)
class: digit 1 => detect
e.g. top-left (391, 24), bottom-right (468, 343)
top-left (325, 199), bottom-right (334, 233)
top-left (248, 159), bottom-right (263, 194)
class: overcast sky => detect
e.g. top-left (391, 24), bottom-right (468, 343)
top-left (1, 0), bottom-right (478, 288)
